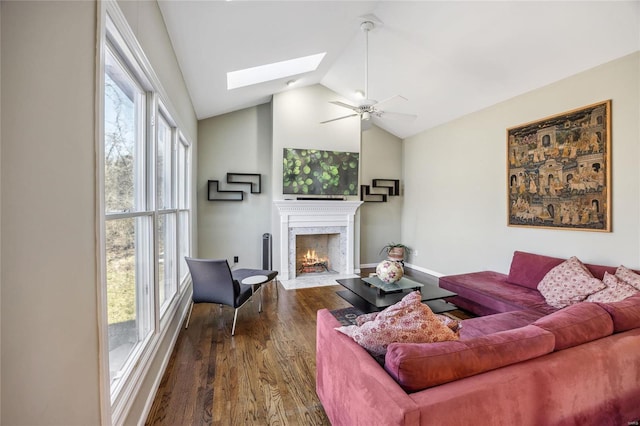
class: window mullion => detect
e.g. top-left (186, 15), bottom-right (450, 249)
top-left (171, 129), bottom-right (179, 293)
top-left (147, 92), bottom-right (160, 331)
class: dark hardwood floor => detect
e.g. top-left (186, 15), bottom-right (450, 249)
top-left (145, 282), bottom-right (351, 425)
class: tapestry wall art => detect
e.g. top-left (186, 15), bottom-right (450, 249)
top-left (507, 100), bottom-right (611, 231)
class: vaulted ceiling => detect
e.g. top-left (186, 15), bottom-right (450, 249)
top-left (158, 1), bottom-right (640, 139)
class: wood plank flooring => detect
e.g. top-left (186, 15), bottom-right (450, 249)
top-left (145, 282), bottom-right (351, 425)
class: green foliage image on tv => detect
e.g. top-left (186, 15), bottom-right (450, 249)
top-left (283, 148), bottom-right (359, 196)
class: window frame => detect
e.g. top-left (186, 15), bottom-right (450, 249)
top-left (97, 2), bottom-right (193, 424)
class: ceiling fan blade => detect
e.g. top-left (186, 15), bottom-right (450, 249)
top-left (378, 110), bottom-right (417, 122)
top-left (372, 95), bottom-right (408, 109)
top-left (320, 113), bottom-right (359, 124)
top-left (329, 101), bottom-right (360, 112)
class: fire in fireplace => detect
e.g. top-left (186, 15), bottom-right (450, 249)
top-left (298, 249), bottom-right (330, 274)
top-left (295, 233), bottom-right (340, 277)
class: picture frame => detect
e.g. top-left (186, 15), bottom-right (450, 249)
top-left (507, 100), bottom-right (611, 232)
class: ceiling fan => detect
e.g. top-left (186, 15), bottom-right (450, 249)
top-left (321, 18), bottom-right (417, 125)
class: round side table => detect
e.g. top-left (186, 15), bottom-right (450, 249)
top-left (242, 275), bottom-right (269, 312)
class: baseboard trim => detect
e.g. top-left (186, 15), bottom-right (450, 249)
top-left (403, 263), bottom-right (445, 278)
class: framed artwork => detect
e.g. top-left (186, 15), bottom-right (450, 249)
top-left (507, 100), bottom-right (611, 232)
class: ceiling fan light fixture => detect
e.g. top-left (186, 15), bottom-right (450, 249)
top-left (321, 14), bottom-right (415, 126)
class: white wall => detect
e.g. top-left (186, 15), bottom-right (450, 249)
top-left (197, 104), bottom-right (273, 266)
top-left (403, 52), bottom-right (640, 276)
top-left (360, 125), bottom-right (403, 264)
top-left (0, 2), bottom-right (3, 421)
top-left (0, 1), bottom-right (197, 424)
top-left (1, 2), bottom-right (101, 423)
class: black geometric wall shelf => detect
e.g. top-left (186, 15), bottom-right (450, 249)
top-left (208, 180), bottom-right (243, 201)
top-left (360, 185), bottom-right (387, 202)
top-left (372, 179), bottom-right (400, 196)
top-left (207, 173), bottom-right (262, 202)
top-left (226, 173), bottom-right (261, 193)
top-left (360, 179), bottom-right (400, 203)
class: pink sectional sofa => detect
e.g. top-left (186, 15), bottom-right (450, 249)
top-left (315, 251), bottom-right (640, 425)
top-left (438, 250), bottom-right (630, 317)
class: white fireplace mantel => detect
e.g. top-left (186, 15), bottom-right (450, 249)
top-left (274, 200), bottom-right (363, 280)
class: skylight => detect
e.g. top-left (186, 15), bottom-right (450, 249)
top-left (227, 52), bottom-right (326, 90)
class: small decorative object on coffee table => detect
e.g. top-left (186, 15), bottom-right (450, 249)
top-left (375, 260), bottom-right (404, 284)
top-left (379, 242), bottom-right (411, 262)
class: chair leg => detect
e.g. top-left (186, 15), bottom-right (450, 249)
top-left (232, 308), bottom-right (239, 336)
top-left (185, 301), bottom-right (194, 329)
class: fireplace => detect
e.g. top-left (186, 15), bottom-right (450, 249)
top-left (274, 200), bottom-right (363, 281)
top-left (296, 233), bottom-right (340, 275)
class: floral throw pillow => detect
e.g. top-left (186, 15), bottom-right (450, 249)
top-left (335, 291), bottom-right (459, 356)
top-left (537, 256), bottom-right (606, 308)
top-left (586, 272), bottom-right (639, 303)
top-left (355, 311), bottom-right (461, 334)
top-left (615, 265), bottom-right (640, 291)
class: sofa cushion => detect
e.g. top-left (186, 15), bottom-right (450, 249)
top-left (385, 325), bottom-right (555, 392)
top-left (459, 309), bottom-right (545, 339)
top-left (586, 272), bottom-right (639, 303)
top-left (595, 293), bottom-right (640, 332)
top-left (335, 291), bottom-right (458, 356)
top-left (439, 271), bottom-right (557, 315)
top-left (507, 251), bottom-right (565, 290)
top-left (532, 302), bottom-right (613, 351)
top-left (615, 265), bottom-right (640, 290)
top-left (537, 256), bottom-right (606, 308)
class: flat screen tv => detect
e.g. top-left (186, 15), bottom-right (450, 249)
top-left (283, 148), bottom-right (359, 196)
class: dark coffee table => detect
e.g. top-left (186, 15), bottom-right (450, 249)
top-left (336, 277), bottom-right (457, 314)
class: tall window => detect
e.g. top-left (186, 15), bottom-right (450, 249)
top-left (104, 47), bottom-right (153, 387)
top-left (102, 10), bottom-right (192, 418)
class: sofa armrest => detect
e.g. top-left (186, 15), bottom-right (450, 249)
top-left (316, 309), bottom-right (419, 425)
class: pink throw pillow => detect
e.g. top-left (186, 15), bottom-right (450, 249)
top-left (615, 265), bottom-right (640, 291)
top-left (586, 272), bottom-right (639, 303)
top-left (537, 256), bottom-right (606, 308)
top-left (335, 291), bottom-right (459, 356)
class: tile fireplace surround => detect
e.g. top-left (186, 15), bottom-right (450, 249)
top-left (274, 200), bottom-right (363, 283)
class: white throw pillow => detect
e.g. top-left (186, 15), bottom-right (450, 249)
top-left (537, 256), bottom-right (606, 308)
top-left (586, 272), bottom-right (639, 303)
top-left (615, 265), bottom-right (640, 291)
